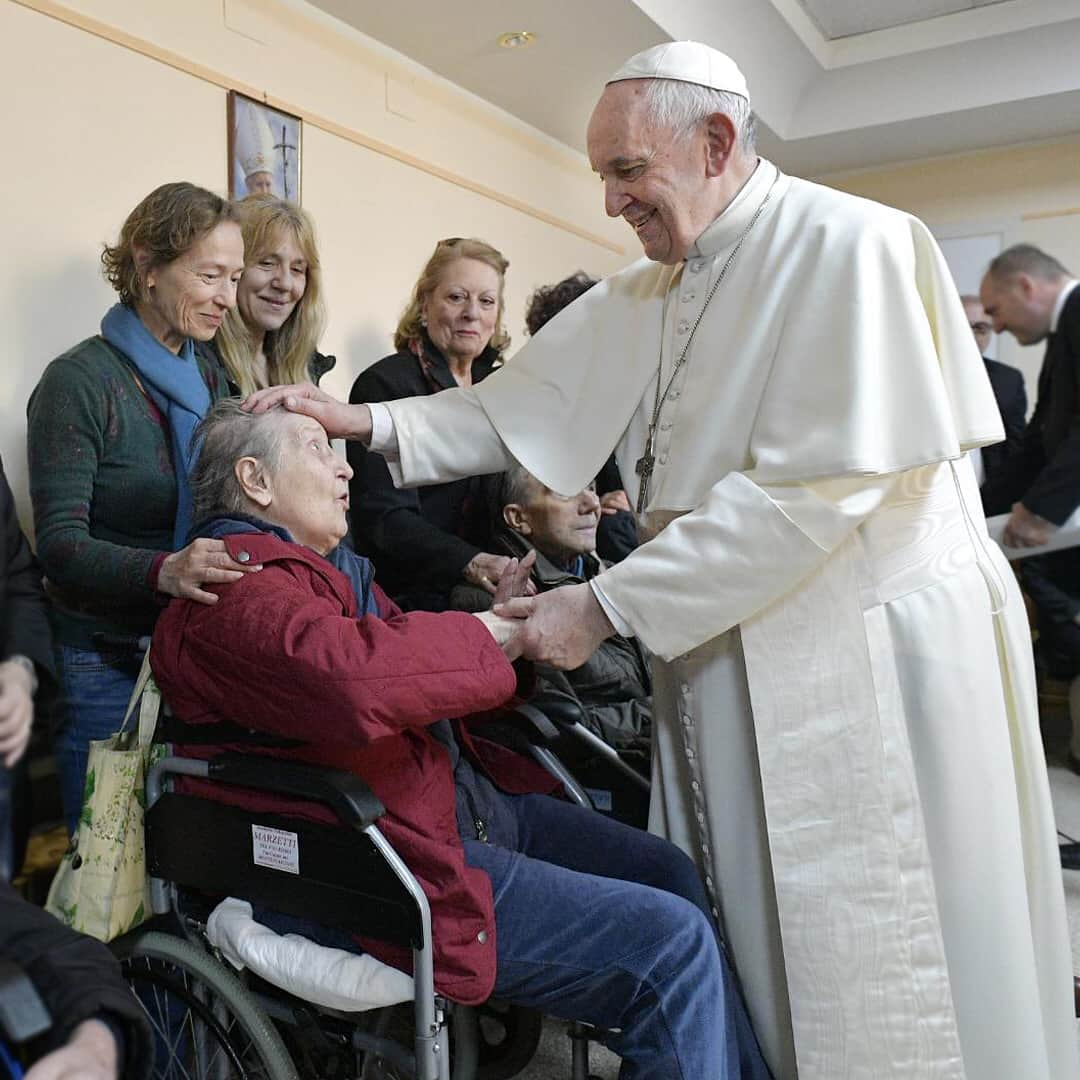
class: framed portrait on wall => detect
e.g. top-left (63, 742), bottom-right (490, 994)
top-left (228, 91), bottom-right (302, 203)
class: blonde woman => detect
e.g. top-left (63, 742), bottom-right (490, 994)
top-left (348, 237), bottom-right (524, 611)
top-left (204, 194), bottom-right (335, 394)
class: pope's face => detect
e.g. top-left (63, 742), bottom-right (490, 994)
top-left (246, 171), bottom-right (274, 196)
top-left (587, 81), bottom-right (710, 265)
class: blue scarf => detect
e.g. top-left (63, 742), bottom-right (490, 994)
top-left (101, 303), bottom-right (211, 549)
top-left (193, 514), bottom-right (380, 617)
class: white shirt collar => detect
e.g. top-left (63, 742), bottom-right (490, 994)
top-left (1051, 279), bottom-right (1079, 332)
top-left (689, 159), bottom-right (778, 261)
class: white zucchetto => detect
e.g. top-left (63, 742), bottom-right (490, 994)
top-left (608, 41), bottom-right (750, 102)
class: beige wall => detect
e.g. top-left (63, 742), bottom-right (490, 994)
top-left (820, 139), bottom-right (1080, 399)
top-left (1, 0), bottom-right (632, 531)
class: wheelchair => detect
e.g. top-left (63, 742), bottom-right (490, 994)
top-left (113, 702), bottom-right (611, 1080)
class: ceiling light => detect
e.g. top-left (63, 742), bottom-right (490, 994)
top-left (498, 31), bottom-right (536, 50)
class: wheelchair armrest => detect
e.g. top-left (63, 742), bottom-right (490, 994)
top-left (207, 754), bottom-right (385, 829)
top-left (504, 702), bottom-right (561, 745)
top-left (530, 690), bottom-right (589, 731)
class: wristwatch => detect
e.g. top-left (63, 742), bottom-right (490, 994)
top-left (5, 654), bottom-right (38, 696)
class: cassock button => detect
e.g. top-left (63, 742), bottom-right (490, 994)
top-left (235, 550), bottom-right (252, 564)
top-left (691, 259), bottom-right (705, 273)
top-left (691, 780), bottom-right (701, 793)
top-left (659, 453), bottom-right (668, 465)
top-left (477, 930), bottom-right (488, 944)
top-left (680, 683), bottom-right (690, 694)
top-left (660, 421), bottom-right (672, 431)
top-left (668, 390), bottom-right (680, 401)
top-left (681, 715), bottom-right (692, 727)
top-left (682, 292), bottom-right (695, 303)
top-left (677, 320), bottom-right (689, 334)
top-left (685, 747), bottom-right (694, 760)
top-left (696, 810), bottom-right (705, 824)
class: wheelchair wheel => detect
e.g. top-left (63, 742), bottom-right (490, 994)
top-left (473, 1001), bottom-right (543, 1080)
top-left (121, 930), bottom-right (298, 1080)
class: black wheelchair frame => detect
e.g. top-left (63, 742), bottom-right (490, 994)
top-left (116, 699), bottom-right (623, 1080)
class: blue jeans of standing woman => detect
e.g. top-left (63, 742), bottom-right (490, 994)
top-left (465, 793), bottom-right (770, 1080)
top-left (52, 643), bottom-right (142, 836)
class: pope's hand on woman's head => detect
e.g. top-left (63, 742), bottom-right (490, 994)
top-left (243, 382), bottom-right (373, 443)
top-left (157, 537), bottom-right (263, 605)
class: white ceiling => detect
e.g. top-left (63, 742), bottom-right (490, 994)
top-left (306, 0), bottom-right (1080, 176)
top-left (795, 0), bottom-right (1009, 40)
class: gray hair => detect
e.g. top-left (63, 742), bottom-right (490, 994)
top-left (641, 79), bottom-right (757, 154)
top-left (987, 244), bottom-right (1070, 283)
top-left (496, 459), bottom-right (541, 515)
top-left (190, 398), bottom-right (288, 523)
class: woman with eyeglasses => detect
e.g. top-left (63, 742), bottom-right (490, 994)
top-left (347, 238), bottom-right (527, 610)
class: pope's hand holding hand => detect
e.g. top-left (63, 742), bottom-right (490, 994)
top-left (495, 583), bottom-right (614, 670)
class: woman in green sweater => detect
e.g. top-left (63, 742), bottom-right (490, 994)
top-left (27, 182), bottom-right (259, 834)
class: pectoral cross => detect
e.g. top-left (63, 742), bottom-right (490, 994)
top-left (635, 435), bottom-right (656, 514)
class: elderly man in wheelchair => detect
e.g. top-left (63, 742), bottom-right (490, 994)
top-left (140, 398), bottom-right (767, 1080)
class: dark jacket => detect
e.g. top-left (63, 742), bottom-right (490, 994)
top-left (451, 527), bottom-right (651, 760)
top-left (0, 458), bottom-right (53, 685)
top-left (195, 340), bottom-right (336, 395)
top-left (1020, 549), bottom-right (1080, 679)
top-left (0, 881), bottom-right (152, 1077)
top-left (982, 287), bottom-right (1080, 521)
top-left (347, 337), bottom-right (500, 610)
top-left (594, 456), bottom-right (639, 565)
top-left (151, 529), bottom-right (555, 1005)
top-left (979, 357), bottom-right (1027, 494)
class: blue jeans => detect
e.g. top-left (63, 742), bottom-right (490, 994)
top-left (465, 794), bottom-right (770, 1080)
top-left (53, 644), bottom-right (141, 836)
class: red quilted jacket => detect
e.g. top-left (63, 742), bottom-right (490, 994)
top-left (150, 530), bottom-right (556, 1004)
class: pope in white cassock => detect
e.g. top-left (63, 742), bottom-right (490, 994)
top-left (249, 42), bottom-right (1077, 1080)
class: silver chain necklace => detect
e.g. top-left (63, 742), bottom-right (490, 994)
top-left (634, 175), bottom-right (778, 513)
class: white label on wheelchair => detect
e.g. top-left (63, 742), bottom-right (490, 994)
top-left (252, 824), bottom-right (300, 874)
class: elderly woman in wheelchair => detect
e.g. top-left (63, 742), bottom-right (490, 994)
top-left (137, 397), bottom-right (768, 1079)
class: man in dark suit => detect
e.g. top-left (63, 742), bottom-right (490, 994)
top-left (980, 247), bottom-right (1080, 809)
top-left (979, 244), bottom-right (1080, 546)
top-left (961, 294), bottom-right (1026, 498)
top-left (0, 455), bottom-right (54, 879)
